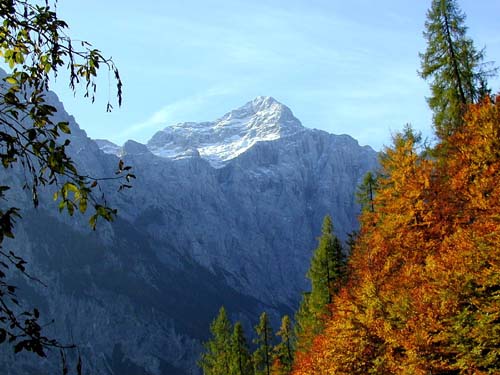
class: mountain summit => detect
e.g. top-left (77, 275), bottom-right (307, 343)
top-left (146, 96), bottom-right (304, 167)
top-left (5, 91), bottom-right (379, 374)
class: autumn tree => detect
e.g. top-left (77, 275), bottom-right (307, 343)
top-left (292, 3), bottom-right (499, 372)
top-left (292, 97), bottom-right (500, 374)
top-left (419, 0), bottom-right (493, 138)
top-left (0, 0), bottom-right (131, 370)
top-left (230, 322), bottom-right (253, 375)
top-left (253, 312), bottom-right (273, 375)
top-left (199, 307), bottom-right (233, 375)
top-left (293, 125), bottom-right (432, 374)
top-left (431, 97), bottom-right (500, 373)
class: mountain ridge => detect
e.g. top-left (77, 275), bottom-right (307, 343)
top-left (1, 92), bottom-right (379, 374)
top-left (98, 96), bottom-right (361, 168)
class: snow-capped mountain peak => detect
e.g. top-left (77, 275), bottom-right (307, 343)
top-left (146, 96), bottom-right (304, 167)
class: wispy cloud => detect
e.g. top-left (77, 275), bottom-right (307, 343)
top-left (118, 84), bottom-right (240, 142)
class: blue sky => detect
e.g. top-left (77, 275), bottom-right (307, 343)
top-left (51, 0), bottom-right (500, 150)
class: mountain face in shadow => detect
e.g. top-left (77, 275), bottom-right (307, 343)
top-left (0, 94), bottom-right (378, 374)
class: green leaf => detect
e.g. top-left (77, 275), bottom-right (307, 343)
top-left (5, 77), bottom-right (17, 85)
top-left (58, 200), bottom-right (66, 212)
top-left (67, 202), bottom-right (75, 216)
top-left (64, 182), bottom-right (78, 193)
top-left (89, 214), bottom-right (97, 230)
top-left (79, 198), bottom-right (87, 213)
top-left (58, 122), bottom-right (71, 134)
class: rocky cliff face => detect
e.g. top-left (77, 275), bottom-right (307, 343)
top-left (1, 95), bottom-right (378, 374)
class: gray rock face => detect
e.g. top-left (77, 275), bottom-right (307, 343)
top-left (94, 139), bottom-right (122, 156)
top-left (0, 95), bottom-right (378, 374)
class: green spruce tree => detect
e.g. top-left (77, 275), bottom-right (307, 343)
top-left (230, 322), bottom-right (253, 375)
top-left (199, 307), bottom-right (233, 375)
top-left (307, 215), bottom-right (345, 318)
top-left (356, 172), bottom-right (379, 213)
top-left (273, 315), bottom-right (294, 374)
top-left (253, 312), bottom-right (273, 375)
top-left (419, 0), bottom-right (493, 138)
top-left (293, 292), bottom-right (312, 352)
top-left (294, 215), bottom-right (345, 351)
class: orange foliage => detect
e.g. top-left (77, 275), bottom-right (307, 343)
top-left (292, 99), bottom-right (500, 374)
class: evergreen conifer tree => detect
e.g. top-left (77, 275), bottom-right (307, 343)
top-left (253, 312), bottom-right (273, 375)
top-left (293, 292), bottom-right (312, 352)
top-left (199, 307), bottom-right (233, 375)
top-left (356, 172), bottom-right (379, 213)
top-left (307, 215), bottom-right (345, 319)
top-left (419, 0), bottom-right (492, 138)
top-left (230, 322), bottom-right (253, 375)
top-left (273, 315), bottom-right (294, 374)
top-left (294, 215), bottom-right (345, 352)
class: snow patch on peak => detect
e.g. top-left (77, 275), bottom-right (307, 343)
top-left (94, 139), bottom-right (122, 157)
top-left (147, 97), bottom-right (304, 168)
top-left (223, 96), bottom-right (279, 119)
